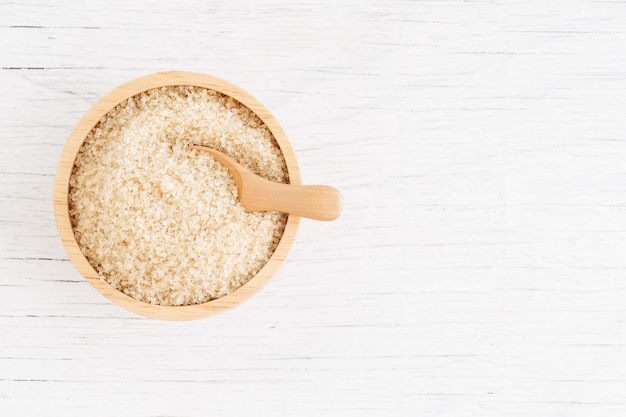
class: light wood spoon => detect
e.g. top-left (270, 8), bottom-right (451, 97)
top-left (190, 146), bottom-right (343, 221)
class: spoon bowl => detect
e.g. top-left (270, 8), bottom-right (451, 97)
top-left (190, 146), bottom-right (343, 221)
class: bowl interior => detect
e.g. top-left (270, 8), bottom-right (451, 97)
top-left (53, 71), bottom-right (301, 320)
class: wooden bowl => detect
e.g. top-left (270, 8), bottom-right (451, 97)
top-left (53, 71), bottom-right (301, 320)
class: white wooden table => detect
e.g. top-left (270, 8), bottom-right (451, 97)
top-left (3, 1), bottom-right (626, 415)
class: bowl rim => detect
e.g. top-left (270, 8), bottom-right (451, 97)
top-left (53, 71), bottom-right (301, 321)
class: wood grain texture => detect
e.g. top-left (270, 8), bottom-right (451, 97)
top-left (2, 0), bottom-right (626, 415)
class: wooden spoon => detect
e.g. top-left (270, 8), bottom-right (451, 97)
top-left (190, 146), bottom-right (343, 221)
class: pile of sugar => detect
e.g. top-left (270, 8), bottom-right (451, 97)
top-left (69, 86), bottom-right (288, 306)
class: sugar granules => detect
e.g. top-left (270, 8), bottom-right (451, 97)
top-left (69, 86), bottom-right (288, 306)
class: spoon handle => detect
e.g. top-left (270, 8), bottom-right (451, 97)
top-left (244, 180), bottom-right (343, 221)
